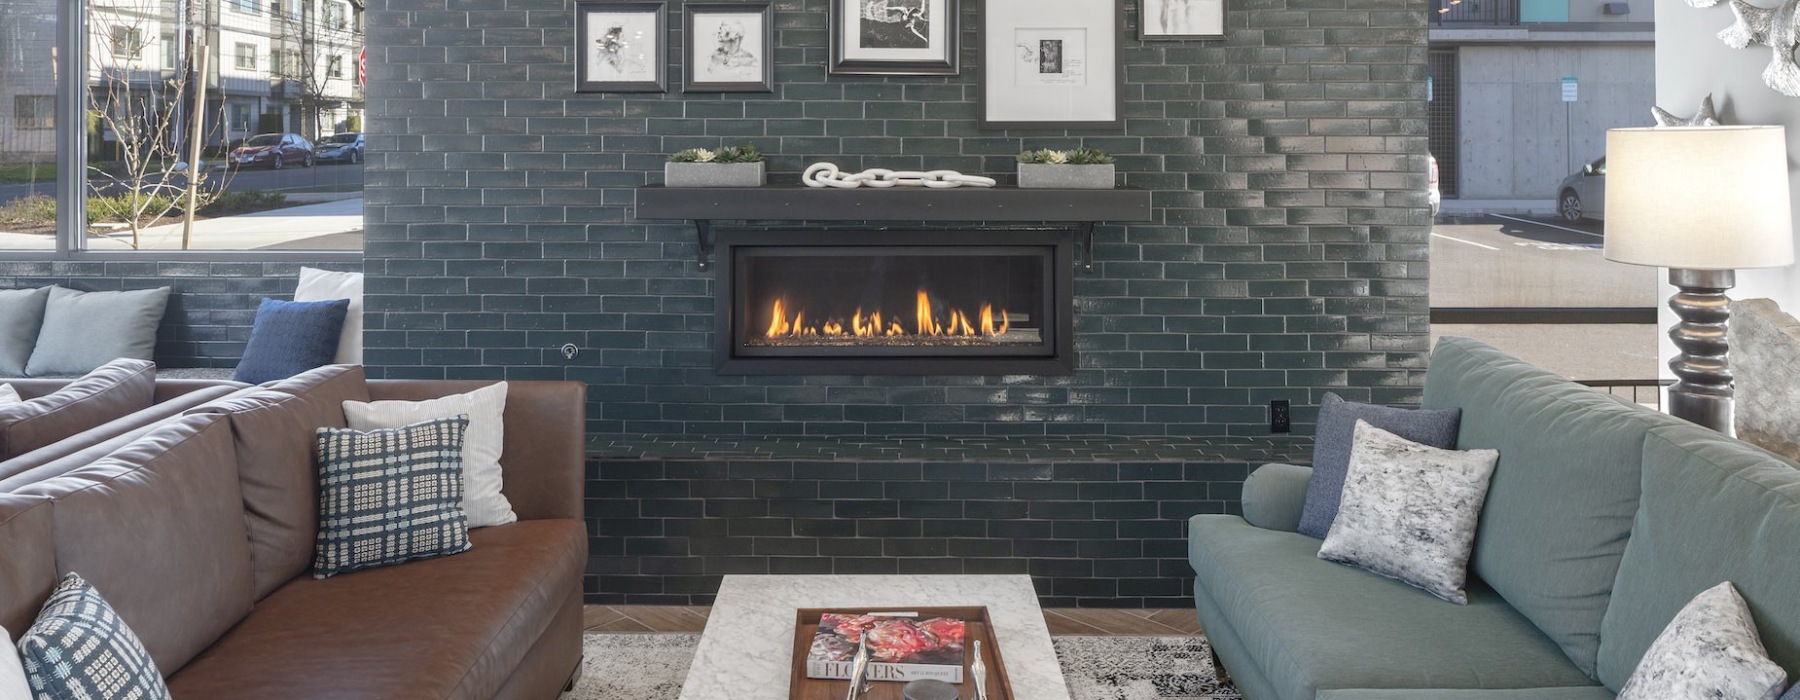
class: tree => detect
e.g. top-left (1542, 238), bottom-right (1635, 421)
top-left (87, 0), bottom-right (232, 249)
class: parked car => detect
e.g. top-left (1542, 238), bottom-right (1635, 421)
top-left (1557, 156), bottom-right (1606, 222)
top-left (315, 132), bottom-right (364, 165)
top-left (230, 133), bottom-right (314, 170)
top-left (1428, 153), bottom-right (1441, 217)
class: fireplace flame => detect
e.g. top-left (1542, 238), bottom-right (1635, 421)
top-left (762, 290), bottom-right (1009, 340)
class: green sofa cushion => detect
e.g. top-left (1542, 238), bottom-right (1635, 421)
top-left (1188, 514), bottom-right (1595, 700)
top-left (1421, 336), bottom-right (1688, 676)
top-left (1594, 423), bottom-right (1800, 690)
top-left (1319, 688), bottom-right (1614, 700)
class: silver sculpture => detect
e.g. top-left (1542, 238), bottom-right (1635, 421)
top-left (1719, 0), bottom-right (1800, 97)
top-left (802, 162), bottom-right (998, 189)
top-left (1652, 94), bottom-right (1723, 127)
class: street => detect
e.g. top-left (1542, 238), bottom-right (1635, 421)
top-left (1430, 213), bottom-right (1660, 382)
top-left (0, 162), bottom-right (362, 204)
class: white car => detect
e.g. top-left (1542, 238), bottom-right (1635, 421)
top-left (1428, 153), bottom-right (1441, 217)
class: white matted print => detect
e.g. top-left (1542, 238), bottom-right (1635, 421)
top-left (1014, 29), bottom-right (1086, 86)
top-left (1140, 0), bottom-right (1224, 39)
top-left (576, 2), bottom-right (666, 92)
top-left (981, 0), bottom-right (1120, 129)
top-left (685, 3), bottom-right (774, 92)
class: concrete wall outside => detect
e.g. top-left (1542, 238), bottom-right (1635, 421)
top-left (1456, 43), bottom-right (1654, 200)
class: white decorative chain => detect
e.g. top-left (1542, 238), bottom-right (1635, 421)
top-left (801, 162), bottom-right (997, 189)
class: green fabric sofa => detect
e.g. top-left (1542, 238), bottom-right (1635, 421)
top-left (1189, 336), bottom-right (1800, 699)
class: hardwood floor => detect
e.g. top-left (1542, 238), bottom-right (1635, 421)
top-left (583, 605), bottom-right (1200, 636)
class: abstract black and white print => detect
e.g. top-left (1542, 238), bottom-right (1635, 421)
top-left (1140, 0), bottom-right (1224, 37)
top-left (585, 11), bottom-right (657, 81)
top-left (1014, 28), bottom-right (1086, 86)
top-left (695, 12), bottom-right (763, 81)
top-left (859, 0), bottom-right (930, 49)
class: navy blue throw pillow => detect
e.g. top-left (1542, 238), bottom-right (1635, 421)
top-left (1296, 392), bottom-right (1463, 539)
top-left (234, 298), bottom-right (350, 384)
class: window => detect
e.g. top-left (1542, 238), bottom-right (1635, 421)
top-left (327, 54), bottom-right (344, 79)
top-left (228, 0), bottom-right (262, 14)
top-left (13, 96), bottom-right (53, 130)
top-left (160, 35), bottom-right (175, 69)
top-left (235, 42), bottom-right (257, 70)
top-left (229, 103), bottom-right (252, 132)
top-left (324, 3), bottom-right (348, 30)
top-left (109, 26), bottom-right (144, 59)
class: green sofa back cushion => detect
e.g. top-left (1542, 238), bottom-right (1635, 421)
top-left (1595, 423), bottom-right (1800, 690)
top-left (1422, 336), bottom-right (1688, 677)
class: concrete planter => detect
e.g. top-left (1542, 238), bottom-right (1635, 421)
top-left (1017, 163), bottom-right (1115, 189)
top-left (664, 161), bottom-right (765, 188)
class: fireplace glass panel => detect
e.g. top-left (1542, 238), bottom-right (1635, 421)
top-left (735, 247), bottom-right (1052, 357)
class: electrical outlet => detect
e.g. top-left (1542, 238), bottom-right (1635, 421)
top-left (1270, 400), bottom-right (1291, 433)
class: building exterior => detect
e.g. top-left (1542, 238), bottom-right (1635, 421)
top-left (0, 0), bottom-right (364, 162)
top-left (1428, 0), bottom-right (1654, 202)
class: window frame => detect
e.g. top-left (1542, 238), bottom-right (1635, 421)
top-left (234, 41), bottom-right (258, 69)
top-left (5, 0), bottom-right (360, 264)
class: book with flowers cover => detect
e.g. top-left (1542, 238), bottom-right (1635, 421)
top-left (803, 612), bottom-right (966, 683)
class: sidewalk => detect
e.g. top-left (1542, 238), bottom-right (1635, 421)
top-left (0, 197), bottom-right (363, 251)
top-left (1440, 198), bottom-right (1558, 217)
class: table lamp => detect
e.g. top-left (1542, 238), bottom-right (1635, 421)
top-left (1604, 125), bottom-right (1795, 433)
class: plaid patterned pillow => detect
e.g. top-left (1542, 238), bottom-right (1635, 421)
top-left (313, 416), bottom-right (472, 578)
top-left (18, 573), bottom-right (170, 700)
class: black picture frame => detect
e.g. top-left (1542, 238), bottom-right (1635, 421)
top-left (829, 0), bottom-right (960, 76)
top-left (979, 0), bottom-right (1124, 130)
top-left (683, 2), bottom-right (775, 93)
top-left (1138, 0), bottom-right (1224, 40)
top-left (575, 1), bottom-right (668, 93)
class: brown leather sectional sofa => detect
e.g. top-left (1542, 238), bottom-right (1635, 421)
top-left (0, 364), bottom-right (588, 699)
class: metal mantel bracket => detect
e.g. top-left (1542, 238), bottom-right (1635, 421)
top-left (691, 219), bottom-right (1099, 275)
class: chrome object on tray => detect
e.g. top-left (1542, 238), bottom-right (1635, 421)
top-left (845, 637), bottom-right (871, 700)
top-left (970, 640), bottom-right (988, 700)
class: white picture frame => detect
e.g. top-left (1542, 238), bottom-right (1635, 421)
top-left (1139, 0), bottom-right (1225, 40)
top-left (980, 0), bottom-right (1122, 129)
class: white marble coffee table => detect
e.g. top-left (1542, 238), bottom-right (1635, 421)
top-left (678, 574), bottom-right (1072, 700)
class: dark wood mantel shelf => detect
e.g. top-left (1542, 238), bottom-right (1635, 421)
top-left (633, 185), bottom-right (1153, 273)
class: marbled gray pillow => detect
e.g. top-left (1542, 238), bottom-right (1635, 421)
top-left (1317, 420), bottom-right (1498, 604)
top-left (1297, 393), bottom-right (1462, 538)
top-left (1618, 582), bottom-right (1787, 700)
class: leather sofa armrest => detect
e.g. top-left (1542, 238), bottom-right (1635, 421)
top-left (1242, 462), bottom-right (1313, 532)
top-left (366, 379), bottom-right (587, 521)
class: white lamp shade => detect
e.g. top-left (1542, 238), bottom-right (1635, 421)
top-left (1604, 125), bottom-right (1794, 270)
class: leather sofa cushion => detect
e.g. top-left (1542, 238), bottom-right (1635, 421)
top-left (1319, 690), bottom-right (1615, 700)
top-left (1188, 513), bottom-right (1594, 700)
top-left (166, 519), bottom-right (586, 700)
top-left (190, 364), bottom-right (369, 600)
top-left (1421, 337), bottom-right (1688, 676)
top-left (0, 494), bottom-right (56, 641)
top-left (0, 384), bottom-right (248, 489)
top-left (1595, 423), bottom-right (1800, 690)
top-left (0, 358), bottom-right (155, 461)
top-left (11, 413), bottom-right (255, 673)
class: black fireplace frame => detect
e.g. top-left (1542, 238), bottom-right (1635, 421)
top-left (714, 228), bottom-right (1077, 375)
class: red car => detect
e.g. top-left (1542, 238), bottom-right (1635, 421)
top-left (230, 133), bottom-right (314, 169)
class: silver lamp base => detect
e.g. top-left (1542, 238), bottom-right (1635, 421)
top-left (1665, 268), bottom-right (1735, 434)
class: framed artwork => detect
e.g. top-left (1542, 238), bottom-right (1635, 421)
top-left (575, 1), bottom-right (667, 93)
top-left (829, 0), bottom-right (960, 76)
top-left (1138, 0), bottom-right (1224, 40)
top-left (684, 2), bottom-right (775, 92)
top-left (980, 0), bottom-right (1123, 129)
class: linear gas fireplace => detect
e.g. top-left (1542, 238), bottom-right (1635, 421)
top-left (715, 229), bottom-right (1075, 375)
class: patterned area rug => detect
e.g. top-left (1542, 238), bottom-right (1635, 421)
top-left (566, 633), bottom-right (1241, 700)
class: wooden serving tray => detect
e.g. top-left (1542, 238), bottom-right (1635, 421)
top-left (789, 606), bottom-right (1014, 700)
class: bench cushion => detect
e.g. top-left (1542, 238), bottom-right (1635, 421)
top-left (1189, 513), bottom-right (1594, 700)
top-left (1320, 689), bottom-right (1614, 700)
top-left (166, 519), bottom-right (585, 700)
top-left (1595, 423), bottom-right (1800, 690)
top-left (1422, 336), bottom-right (1688, 676)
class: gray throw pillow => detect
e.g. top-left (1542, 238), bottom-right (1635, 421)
top-left (1617, 582), bottom-right (1786, 700)
top-left (24, 286), bottom-right (171, 377)
top-left (1317, 420), bottom-right (1499, 604)
top-left (0, 287), bottom-right (50, 377)
top-left (1297, 392), bottom-right (1462, 538)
